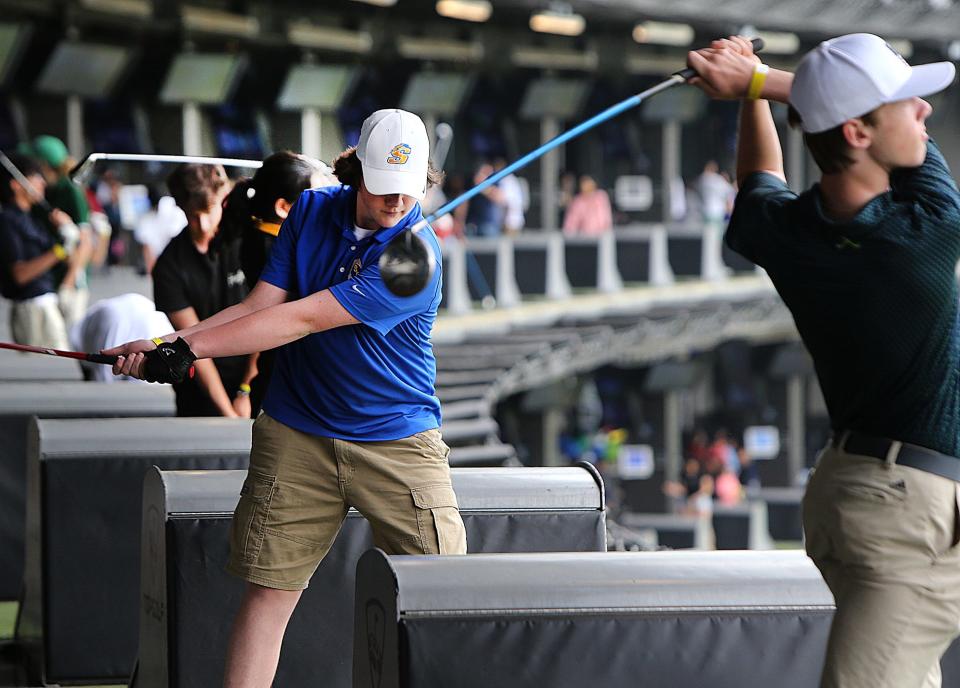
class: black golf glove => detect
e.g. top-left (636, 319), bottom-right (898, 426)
top-left (143, 337), bottom-right (196, 384)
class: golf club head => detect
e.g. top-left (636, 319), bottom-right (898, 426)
top-left (379, 230), bottom-right (436, 297)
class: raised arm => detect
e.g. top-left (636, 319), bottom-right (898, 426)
top-left (687, 36), bottom-right (794, 185)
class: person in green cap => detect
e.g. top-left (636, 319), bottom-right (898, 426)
top-left (28, 135), bottom-right (93, 328)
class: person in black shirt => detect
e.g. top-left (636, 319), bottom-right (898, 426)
top-left (0, 152), bottom-right (91, 349)
top-left (218, 151), bottom-right (334, 416)
top-left (152, 163), bottom-right (250, 417)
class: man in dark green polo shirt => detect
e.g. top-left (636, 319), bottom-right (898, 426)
top-left (27, 135), bottom-right (92, 328)
top-left (688, 34), bottom-right (960, 688)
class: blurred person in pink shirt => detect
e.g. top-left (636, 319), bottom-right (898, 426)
top-left (562, 174), bottom-right (612, 236)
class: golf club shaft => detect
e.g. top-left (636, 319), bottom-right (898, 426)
top-left (0, 149), bottom-right (53, 212)
top-left (412, 37), bottom-right (764, 233)
top-left (70, 152), bottom-right (265, 185)
top-left (0, 340), bottom-right (117, 365)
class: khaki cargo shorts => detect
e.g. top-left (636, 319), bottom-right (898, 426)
top-left (226, 413), bottom-right (467, 591)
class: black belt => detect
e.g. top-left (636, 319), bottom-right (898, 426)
top-left (833, 431), bottom-right (960, 483)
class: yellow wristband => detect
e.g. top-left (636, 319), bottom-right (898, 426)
top-left (52, 244), bottom-right (67, 261)
top-left (747, 63), bottom-right (769, 100)
top-left (237, 383), bottom-right (251, 397)
top-left (152, 337), bottom-right (165, 346)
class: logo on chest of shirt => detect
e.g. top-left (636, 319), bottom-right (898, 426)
top-left (350, 258), bottom-right (363, 278)
top-left (226, 269), bottom-right (247, 287)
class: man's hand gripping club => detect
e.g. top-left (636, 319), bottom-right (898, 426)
top-left (109, 337), bottom-right (197, 383)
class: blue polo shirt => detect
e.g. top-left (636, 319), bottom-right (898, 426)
top-left (259, 185), bottom-right (442, 441)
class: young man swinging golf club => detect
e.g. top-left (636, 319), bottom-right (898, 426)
top-left (106, 109), bottom-right (466, 686)
top-left (688, 34), bottom-right (960, 688)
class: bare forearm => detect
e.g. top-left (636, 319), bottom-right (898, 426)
top-left (12, 251), bottom-right (60, 286)
top-left (737, 100), bottom-right (786, 186)
top-left (758, 68), bottom-right (793, 105)
top-left (186, 291), bottom-right (357, 359)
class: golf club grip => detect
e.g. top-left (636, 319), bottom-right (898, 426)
top-left (673, 37), bottom-right (765, 80)
top-left (87, 352), bottom-right (119, 365)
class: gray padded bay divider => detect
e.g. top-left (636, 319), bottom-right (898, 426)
top-left (712, 500), bottom-right (773, 550)
top-left (0, 382), bottom-right (175, 602)
top-left (0, 350), bottom-right (82, 381)
top-left (135, 464), bottom-right (606, 688)
top-left (354, 550), bottom-right (835, 688)
top-left (17, 417), bottom-right (252, 685)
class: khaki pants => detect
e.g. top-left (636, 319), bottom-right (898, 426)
top-left (57, 285), bottom-right (89, 330)
top-left (803, 445), bottom-right (960, 688)
top-left (10, 294), bottom-right (69, 350)
top-left (227, 413), bottom-right (467, 591)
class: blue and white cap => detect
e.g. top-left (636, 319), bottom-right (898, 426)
top-left (356, 109), bottom-right (430, 200)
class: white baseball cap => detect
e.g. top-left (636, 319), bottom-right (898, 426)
top-left (355, 109), bottom-right (430, 200)
top-left (790, 33), bottom-right (955, 133)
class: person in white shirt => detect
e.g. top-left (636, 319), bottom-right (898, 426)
top-left (134, 187), bottom-right (188, 274)
top-left (69, 292), bottom-right (173, 382)
top-left (696, 160), bottom-right (735, 226)
top-left (493, 157), bottom-right (526, 234)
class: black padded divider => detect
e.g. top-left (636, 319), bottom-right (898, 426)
top-left (354, 550), bottom-right (835, 688)
top-left (760, 487), bottom-right (805, 541)
top-left (17, 418), bottom-right (252, 684)
top-left (136, 464), bottom-right (606, 688)
top-left (0, 383), bottom-right (175, 602)
top-left (563, 242), bottom-right (598, 288)
top-left (615, 237), bottom-right (651, 283)
top-left (620, 469), bottom-right (669, 513)
top-left (470, 252), bottom-right (497, 300)
top-left (618, 512), bottom-right (711, 550)
top-left (667, 236), bottom-right (702, 277)
top-left (514, 246), bottom-right (547, 295)
top-left (712, 501), bottom-right (771, 550)
top-left (757, 452), bottom-right (793, 487)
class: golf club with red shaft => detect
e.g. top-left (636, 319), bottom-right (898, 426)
top-left (0, 340), bottom-right (118, 364)
top-left (0, 341), bottom-right (196, 380)
top-left (379, 37), bottom-right (765, 297)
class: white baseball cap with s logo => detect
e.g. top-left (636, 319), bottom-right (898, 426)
top-left (355, 108), bottom-right (430, 200)
top-left (790, 33), bottom-right (956, 133)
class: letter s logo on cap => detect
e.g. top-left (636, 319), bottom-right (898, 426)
top-left (386, 143), bottom-right (412, 165)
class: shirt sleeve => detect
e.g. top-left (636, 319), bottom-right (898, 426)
top-left (329, 232), bottom-right (442, 336)
top-left (725, 172), bottom-right (797, 267)
top-left (258, 194), bottom-right (305, 292)
top-left (151, 248), bottom-right (191, 314)
top-left (890, 140), bottom-right (960, 218)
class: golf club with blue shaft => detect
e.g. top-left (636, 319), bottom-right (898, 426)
top-left (379, 37), bottom-right (765, 297)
